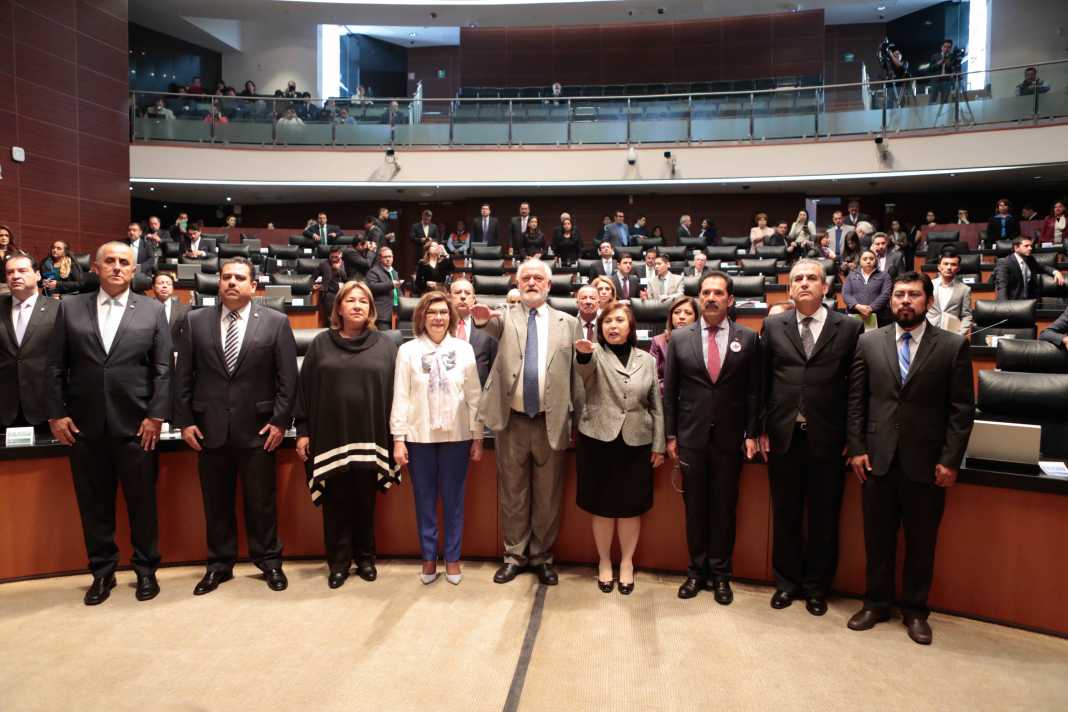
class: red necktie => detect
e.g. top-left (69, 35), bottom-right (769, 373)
top-left (622, 278), bottom-right (629, 299)
top-left (585, 321), bottom-right (594, 340)
top-left (707, 326), bottom-right (721, 382)
top-left (457, 319), bottom-right (467, 340)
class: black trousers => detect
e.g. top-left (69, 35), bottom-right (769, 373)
top-left (69, 436), bottom-right (160, 578)
top-left (321, 470), bottom-right (378, 574)
top-left (198, 444), bottom-right (283, 573)
top-left (767, 425), bottom-right (845, 598)
top-left (679, 441), bottom-right (743, 581)
top-left (861, 460), bottom-right (946, 616)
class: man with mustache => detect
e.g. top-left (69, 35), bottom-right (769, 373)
top-left (663, 271), bottom-right (762, 604)
top-left (846, 271), bottom-right (974, 645)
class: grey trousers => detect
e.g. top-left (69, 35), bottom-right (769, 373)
top-left (496, 412), bottom-right (565, 566)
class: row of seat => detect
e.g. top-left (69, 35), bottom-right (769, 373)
top-left (456, 76), bottom-right (822, 100)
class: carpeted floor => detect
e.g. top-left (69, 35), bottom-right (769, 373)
top-left (1, 561), bottom-right (1065, 712)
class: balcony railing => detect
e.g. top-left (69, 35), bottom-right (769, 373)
top-left (130, 59), bottom-right (1068, 148)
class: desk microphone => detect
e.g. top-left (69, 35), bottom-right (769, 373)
top-left (969, 319), bottom-right (1010, 336)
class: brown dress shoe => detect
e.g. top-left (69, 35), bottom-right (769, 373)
top-left (847, 607), bottom-right (891, 631)
top-left (903, 614), bottom-right (933, 645)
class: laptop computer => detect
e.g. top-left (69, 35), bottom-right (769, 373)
top-left (265, 285), bottom-right (292, 300)
top-left (965, 420), bottom-right (1042, 473)
top-left (177, 263), bottom-right (202, 280)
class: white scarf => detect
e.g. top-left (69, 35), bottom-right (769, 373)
top-left (424, 344), bottom-right (459, 431)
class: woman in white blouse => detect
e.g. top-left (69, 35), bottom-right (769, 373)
top-left (749, 212), bottom-right (774, 249)
top-left (788, 209), bottom-right (817, 242)
top-left (391, 291), bottom-right (483, 585)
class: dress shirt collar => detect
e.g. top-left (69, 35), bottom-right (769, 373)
top-left (221, 300), bottom-right (252, 322)
top-left (701, 316), bottom-right (728, 336)
top-left (527, 302), bottom-right (549, 319)
top-left (98, 288), bottom-right (131, 308)
top-left (13, 291), bottom-right (38, 310)
top-left (895, 320), bottom-right (926, 345)
top-left (795, 305), bottom-right (826, 329)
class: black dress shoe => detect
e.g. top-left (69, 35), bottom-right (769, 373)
top-left (618, 580), bottom-right (635, 596)
top-left (493, 563), bottom-right (525, 583)
top-left (770, 589), bottom-right (795, 609)
top-left (847, 607), bottom-right (891, 631)
top-left (84, 574), bottom-right (116, 606)
top-left (805, 596), bottom-right (828, 616)
top-left (264, 568), bottom-right (288, 591)
top-left (193, 570), bottom-right (233, 596)
top-left (903, 613), bottom-right (933, 645)
top-left (712, 579), bottom-right (733, 605)
top-left (534, 563), bottom-right (559, 586)
top-left (677, 576), bottom-right (704, 599)
top-left (328, 571), bottom-right (349, 589)
top-left (597, 578), bottom-right (615, 593)
top-left (355, 562), bottom-right (378, 582)
top-left (135, 573), bottom-right (160, 601)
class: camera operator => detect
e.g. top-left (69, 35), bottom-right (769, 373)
top-left (878, 40), bottom-right (910, 108)
top-left (930, 39), bottom-right (961, 104)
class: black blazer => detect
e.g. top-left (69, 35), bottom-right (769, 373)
top-left (847, 324), bottom-right (974, 481)
top-left (0, 294), bottom-right (60, 426)
top-left (410, 221), bottom-right (440, 244)
top-left (663, 319), bottom-right (761, 450)
top-left (842, 211), bottom-right (871, 228)
top-left (314, 260), bottom-right (348, 314)
top-left (1039, 306), bottom-right (1068, 347)
top-left (552, 227), bottom-right (582, 258)
top-left (994, 253), bottom-right (1054, 300)
top-left (467, 322), bottom-right (499, 386)
top-left (365, 263), bottom-right (398, 322)
top-left (472, 216), bottom-right (500, 246)
top-left (987, 214), bottom-right (1021, 241)
top-left (510, 217), bottom-right (532, 254)
top-left (587, 259), bottom-right (617, 281)
top-left (414, 260), bottom-right (452, 295)
top-left (761, 308), bottom-right (863, 454)
top-left (46, 291), bottom-right (172, 438)
top-left (179, 235), bottom-right (214, 257)
top-left (341, 248), bottom-right (375, 280)
top-left (612, 273), bottom-right (642, 300)
top-left (303, 223), bottom-right (343, 242)
top-left (173, 304), bottom-right (298, 449)
top-left (129, 238), bottom-right (157, 273)
top-left (165, 297), bottom-right (191, 345)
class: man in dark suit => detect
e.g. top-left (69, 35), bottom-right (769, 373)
top-left (843, 200), bottom-right (872, 229)
top-left (509, 202), bottom-right (532, 256)
top-left (145, 215), bottom-right (171, 243)
top-left (827, 210), bottom-right (855, 258)
top-left (372, 206), bottom-right (396, 247)
top-left (0, 254), bottom-right (60, 430)
top-left (587, 240), bottom-right (617, 281)
top-left (871, 233), bottom-right (907, 280)
top-left (365, 245), bottom-right (401, 330)
top-left (605, 210), bottom-right (632, 248)
top-left (664, 271), bottom-right (761, 604)
top-left (846, 271), bottom-right (974, 645)
top-left (410, 209), bottom-right (440, 246)
top-left (1039, 305), bottom-right (1068, 347)
top-left (174, 256), bottom-right (298, 596)
top-left (613, 254), bottom-right (642, 301)
top-left (449, 278), bottom-right (498, 386)
top-left (180, 223), bottom-right (211, 259)
top-left (314, 247), bottom-right (348, 327)
top-left (634, 247), bottom-right (658, 280)
top-left (677, 214), bottom-right (693, 241)
top-left (126, 221), bottom-right (157, 274)
top-left (472, 203), bottom-right (500, 247)
top-left (150, 271), bottom-right (190, 345)
top-left (994, 236), bottom-right (1065, 300)
top-left (47, 241), bottom-right (173, 605)
top-left (341, 236), bottom-right (377, 281)
top-left (302, 211), bottom-right (343, 246)
top-left (759, 259), bottom-right (864, 616)
top-left (683, 251), bottom-right (710, 278)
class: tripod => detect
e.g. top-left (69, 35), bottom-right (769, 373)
top-left (933, 70), bottom-right (974, 126)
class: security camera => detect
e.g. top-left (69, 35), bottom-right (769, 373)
top-left (663, 151), bottom-right (672, 158)
top-left (874, 136), bottom-right (884, 145)
top-left (430, 11), bottom-right (437, 18)
top-left (657, 7), bottom-right (665, 15)
top-left (626, 146), bottom-right (637, 165)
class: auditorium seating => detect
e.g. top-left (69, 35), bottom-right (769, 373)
top-left (755, 245), bottom-right (787, 260)
top-left (706, 246), bottom-right (738, 261)
top-left (295, 258), bottom-right (321, 275)
top-left (720, 236), bottom-right (750, 249)
top-left (739, 258), bottom-right (779, 280)
top-left (218, 243), bottom-right (250, 259)
top-left (473, 275), bottom-right (513, 295)
top-left (269, 273), bottom-right (314, 296)
top-left (549, 274), bottom-right (575, 295)
top-left (970, 299), bottom-right (1037, 345)
top-left (470, 259), bottom-right (506, 276)
top-left (731, 275), bottom-right (768, 301)
top-left (629, 299), bottom-right (669, 333)
top-left (470, 245), bottom-right (503, 260)
top-left (193, 272), bottom-right (219, 305)
top-left (396, 296), bottom-right (420, 331)
top-left (547, 297), bottom-right (578, 315)
top-left (995, 338), bottom-right (1068, 373)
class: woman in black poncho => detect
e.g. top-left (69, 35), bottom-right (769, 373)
top-left (295, 280), bottom-right (400, 589)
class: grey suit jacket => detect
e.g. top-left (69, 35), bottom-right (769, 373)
top-left (926, 280), bottom-right (973, 335)
top-left (645, 272), bottom-right (684, 303)
top-left (477, 302), bottom-right (578, 451)
top-left (575, 346), bottom-right (664, 451)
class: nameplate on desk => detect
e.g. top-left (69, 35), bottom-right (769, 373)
top-left (962, 276), bottom-right (976, 285)
top-left (1042, 242), bottom-right (1054, 249)
top-left (303, 248), bottom-right (313, 255)
top-left (258, 275), bottom-right (270, 284)
top-left (291, 298), bottom-right (304, 307)
top-left (260, 248), bottom-right (269, 254)
top-left (637, 329), bottom-right (651, 341)
top-left (202, 297), bottom-right (216, 306)
top-left (985, 334), bottom-right (1015, 347)
top-left (722, 262), bottom-right (737, 270)
top-left (737, 301), bottom-right (767, 309)
top-left (285, 427), bottom-right (297, 438)
top-left (1038, 461), bottom-right (1068, 478)
top-left (736, 249), bottom-right (746, 255)
top-left (4, 427), bottom-right (35, 447)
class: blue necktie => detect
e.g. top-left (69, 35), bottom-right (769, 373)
top-left (523, 308), bottom-right (540, 417)
top-left (835, 227), bottom-right (842, 255)
top-left (898, 332), bottom-right (911, 384)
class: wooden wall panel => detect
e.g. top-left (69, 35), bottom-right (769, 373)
top-left (0, 0), bottom-right (129, 258)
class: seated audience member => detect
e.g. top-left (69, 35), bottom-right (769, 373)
top-left (1040, 200), bottom-right (1067, 244)
top-left (188, 76), bottom-right (205, 94)
top-left (283, 80), bottom-right (298, 98)
top-left (767, 301), bottom-right (795, 317)
top-left (988, 198), bottom-right (1021, 242)
top-left (303, 212), bottom-right (343, 245)
top-left (414, 241), bottom-right (452, 296)
top-left (765, 221), bottom-right (789, 248)
top-left (634, 247), bottom-right (657, 280)
top-left (871, 232), bottom-right (906, 280)
top-left (146, 98), bottom-right (175, 120)
top-left (150, 271), bottom-right (190, 344)
top-left (365, 245), bottom-right (401, 330)
top-left (588, 241), bottom-right (618, 280)
top-left (353, 85), bottom-right (373, 106)
top-left (994, 236), bottom-right (1065, 300)
top-left (957, 209), bottom-right (970, 225)
top-left (1020, 205), bottom-right (1043, 222)
top-left (814, 233), bottom-right (836, 260)
top-left (203, 102), bottom-right (228, 124)
top-left (749, 213), bottom-right (774, 249)
top-left (1039, 304), bottom-right (1068, 348)
top-left (449, 279), bottom-right (498, 386)
top-left (699, 217), bottom-right (719, 246)
top-left (553, 214), bottom-right (581, 266)
top-left (446, 220), bottom-right (472, 256)
top-left (315, 247), bottom-right (349, 327)
top-left (785, 225), bottom-right (821, 262)
top-left (648, 295), bottom-right (698, 395)
top-left (926, 250), bottom-right (973, 335)
top-left (677, 214), bottom-right (694, 241)
top-left (645, 255), bottom-right (684, 303)
top-left (548, 82), bottom-right (563, 104)
top-left (240, 80), bottom-right (258, 97)
top-left (277, 107), bottom-right (304, 126)
top-left (788, 210), bottom-right (817, 243)
top-left (520, 217), bottom-right (547, 259)
top-left (842, 249), bottom-right (891, 327)
top-left (40, 240), bottom-right (83, 296)
top-left (684, 251), bottom-right (710, 278)
top-left (180, 224), bottom-right (209, 259)
top-left (410, 209), bottom-right (440, 246)
top-left (1016, 66), bottom-right (1050, 96)
top-left (506, 288), bottom-right (521, 306)
top-left (590, 275), bottom-right (617, 313)
top-left (333, 108), bottom-right (355, 125)
top-left (391, 291), bottom-right (483, 586)
top-left (613, 254), bottom-right (642, 301)
top-left (145, 216), bottom-right (170, 242)
top-left (126, 221), bottom-right (157, 274)
top-left (650, 225), bottom-right (665, 241)
top-left (0, 254), bottom-right (59, 429)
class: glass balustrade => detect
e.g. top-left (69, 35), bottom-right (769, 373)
top-left (130, 60), bottom-right (1068, 149)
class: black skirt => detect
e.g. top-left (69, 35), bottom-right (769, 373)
top-left (576, 432), bottom-right (653, 518)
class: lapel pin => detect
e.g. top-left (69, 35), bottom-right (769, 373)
top-left (729, 340), bottom-right (742, 353)
top-left (253, 312), bottom-right (260, 318)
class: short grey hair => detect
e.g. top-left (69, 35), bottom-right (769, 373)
top-left (450, 278), bottom-right (473, 292)
top-left (788, 258), bottom-right (826, 281)
top-left (95, 241), bottom-right (135, 263)
top-left (516, 258), bottom-right (552, 282)
top-left (856, 220), bottom-right (874, 235)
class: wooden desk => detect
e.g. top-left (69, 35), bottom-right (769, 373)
top-left (2, 442), bottom-right (1065, 635)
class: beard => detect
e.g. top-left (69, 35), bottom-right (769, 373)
top-left (893, 306), bottom-right (926, 328)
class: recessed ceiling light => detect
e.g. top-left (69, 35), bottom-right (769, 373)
top-left (949, 173), bottom-right (956, 177)
top-left (226, 196), bottom-right (232, 201)
top-left (149, 186), bottom-right (155, 191)
top-left (876, 5), bottom-right (886, 11)
top-left (1033, 175), bottom-right (1043, 180)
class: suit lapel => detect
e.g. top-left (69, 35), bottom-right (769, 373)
top-left (808, 309), bottom-right (839, 361)
top-left (882, 326), bottom-right (902, 392)
top-left (231, 306), bottom-right (262, 376)
top-left (19, 297), bottom-right (50, 347)
top-left (903, 326), bottom-right (938, 389)
top-left (0, 296), bottom-right (16, 348)
top-left (718, 320), bottom-right (739, 381)
top-left (781, 313), bottom-right (806, 360)
top-left (545, 308), bottom-right (563, 368)
top-left (686, 323), bottom-right (708, 383)
top-left (106, 296), bottom-right (139, 361)
top-left (85, 293), bottom-right (107, 356)
top-left (209, 305), bottom-right (226, 370)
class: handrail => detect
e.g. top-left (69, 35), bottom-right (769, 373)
top-left (130, 58), bottom-right (1068, 105)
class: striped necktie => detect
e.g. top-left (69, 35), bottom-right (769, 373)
top-left (224, 311), bottom-right (240, 374)
top-left (898, 332), bottom-right (911, 384)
